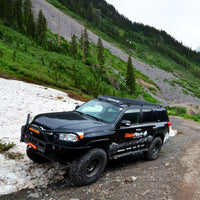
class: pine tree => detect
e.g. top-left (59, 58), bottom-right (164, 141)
top-left (0, 49), bottom-right (3, 58)
top-left (0, 0), bottom-right (6, 20)
top-left (80, 30), bottom-right (85, 61)
top-left (5, 0), bottom-right (14, 26)
top-left (71, 34), bottom-right (77, 56)
top-left (14, 0), bottom-right (23, 31)
top-left (97, 37), bottom-right (104, 66)
top-left (12, 51), bottom-right (16, 62)
top-left (80, 28), bottom-right (90, 61)
top-left (36, 10), bottom-right (47, 45)
top-left (126, 55), bottom-right (136, 95)
top-left (27, 10), bottom-right (35, 38)
top-left (83, 28), bottom-right (90, 59)
top-left (23, 0), bottom-right (32, 34)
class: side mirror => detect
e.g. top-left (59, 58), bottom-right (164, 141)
top-left (120, 120), bottom-right (131, 127)
top-left (75, 105), bottom-right (80, 110)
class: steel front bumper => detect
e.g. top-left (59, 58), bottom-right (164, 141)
top-left (20, 125), bottom-right (88, 161)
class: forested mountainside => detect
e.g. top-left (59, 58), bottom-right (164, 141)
top-left (0, 0), bottom-right (200, 110)
top-left (0, 0), bottom-right (160, 103)
top-left (44, 0), bottom-right (200, 102)
top-left (49, 0), bottom-right (200, 75)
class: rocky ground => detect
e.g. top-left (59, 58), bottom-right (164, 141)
top-left (31, 0), bottom-right (200, 106)
top-left (1, 116), bottom-right (200, 200)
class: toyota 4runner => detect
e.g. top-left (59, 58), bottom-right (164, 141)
top-left (21, 95), bottom-right (171, 186)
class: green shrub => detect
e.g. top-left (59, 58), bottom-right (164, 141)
top-left (0, 142), bottom-right (15, 152)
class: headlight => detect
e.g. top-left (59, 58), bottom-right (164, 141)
top-left (58, 132), bottom-right (84, 142)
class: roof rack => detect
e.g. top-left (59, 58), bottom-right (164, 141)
top-left (97, 95), bottom-right (161, 107)
top-left (98, 95), bottom-right (124, 105)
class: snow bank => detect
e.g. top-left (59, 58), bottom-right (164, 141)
top-left (0, 78), bottom-right (82, 195)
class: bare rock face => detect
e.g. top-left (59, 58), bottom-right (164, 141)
top-left (31, 0), bottom-right (200, 106)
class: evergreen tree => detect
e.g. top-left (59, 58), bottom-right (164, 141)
top-left (36, 10), bottom-right (47, 46)
top-left (80, 28), bottom-right (90, 61)
top-left (23, 0), bottom-right (32, 33)
top-left (0, 49), bottom-right (3, 58)
top-left (80, 30), bottom-right (85, 61)
top-left (0, 0), bottom-right (6, 20)
top-left (126, 55), bottom-right (136, 95)
top-left (97, 37), bottom-right (104, 66)
top-left (5, 0), bottom-right (14, 26)
top-left (83, 28), bottom-right (90, 59)
top-left (27, 10), bottom-right (35, 38)
top-left (71, 34), bottom-right (77, 56)
top-left (14, 0), bottom-right (23, 31)
top-left (12, 50), bottom-right (16, 62)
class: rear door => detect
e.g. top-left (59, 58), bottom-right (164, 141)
top-left (110, 108), bottom-right (148, 156)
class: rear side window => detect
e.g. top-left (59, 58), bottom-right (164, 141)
top-left (153, 110), bottom-right (168, 122)
top-left (121, 109), bottom-right (140, 124)
top-left (142, 109), bottom-right (153, 123)
top-left (159, 110), bottom-right (168, 121)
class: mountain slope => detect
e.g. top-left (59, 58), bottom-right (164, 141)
top-left (31, 0), bottom-right (200, 105)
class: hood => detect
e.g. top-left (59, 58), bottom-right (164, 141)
top-left (32, 111), bottom-right (112, 132)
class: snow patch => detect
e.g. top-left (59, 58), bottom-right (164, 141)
top-left (0, 78), bottom-right (82, 195)
top-left (169, 126), bottom-right (177, 137)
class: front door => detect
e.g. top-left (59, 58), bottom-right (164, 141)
top-left (110, 108), bottom-right (151, 157)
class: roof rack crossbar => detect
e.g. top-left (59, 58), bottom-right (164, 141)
top-left (98, 95), bottom-right (123, 104)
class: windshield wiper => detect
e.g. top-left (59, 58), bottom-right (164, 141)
top-left (84, 113), bottom-right (105, 122)
top-left (75, 111), bottom-right (104, 122)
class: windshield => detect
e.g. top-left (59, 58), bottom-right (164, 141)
top-left (76, 99), bottom-right (122, 123)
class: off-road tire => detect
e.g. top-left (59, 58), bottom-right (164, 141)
top-left (144, 137), bottom-right (162, 160)
top-left (26, 146), bottom-right (49, 163)
top-left (70, 148), bottom-right (107, 186)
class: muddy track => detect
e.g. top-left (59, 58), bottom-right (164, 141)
top-left (1, 116), bottom-right (200, 200)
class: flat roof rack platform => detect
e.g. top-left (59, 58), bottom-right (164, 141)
top-left (98, 95), bottom-right (161, 107)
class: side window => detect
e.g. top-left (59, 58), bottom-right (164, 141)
top-left (159, 110), bottom-right (169, 121)
top-left (153, 111), bottom-right (159, 122)
top-left (121, 109), bottom-right (140, 124)
top-left (143, 109), bottom-right (153, 123)
top-left (153, 110), bottom-right (168, 122)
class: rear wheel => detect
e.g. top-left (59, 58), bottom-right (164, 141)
top-left (26, 146), bottom-right (49, 163)
top-left (144, 137), bottom-right (162, 160)
top-left (70, 148), bottom-right (107, 186)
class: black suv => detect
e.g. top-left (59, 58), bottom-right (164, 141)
top-left (21, 95), bottom-right (171, 186)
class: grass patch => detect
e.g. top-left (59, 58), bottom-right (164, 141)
top-left (166, 106), bottom-right (187, 116)
top-left (0, 142), bottom-right (15, 152)
top-left (5, 152), bottom-right (24, 160)
top-left (166, 106), bottom-right (200, 123)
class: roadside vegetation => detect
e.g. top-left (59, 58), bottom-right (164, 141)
top-left (167, 106), bottom-right (200, 123)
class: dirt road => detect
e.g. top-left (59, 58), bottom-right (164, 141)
top-left (1, 116), bottom-right (200, 200)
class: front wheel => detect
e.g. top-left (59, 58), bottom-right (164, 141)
top-left (144, 137), bottom-right (162, 160)
top-left (70, 148), bottom-right (107, 186)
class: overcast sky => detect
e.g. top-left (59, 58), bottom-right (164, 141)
top-left (106, 0), bottom-right (200, 50)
